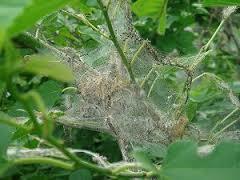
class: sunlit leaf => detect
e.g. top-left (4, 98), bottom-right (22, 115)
top-left (133, 149), bottom-right (157, 172)
top-left (203, 0), bottom-right (240, 6)
top-left (0, 0), bottom-right (74, 38)
top-left (161, 141), bottom-right (240, 180)
top-left (23, 55), bottom-right (74, 83)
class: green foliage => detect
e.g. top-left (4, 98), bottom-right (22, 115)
top-left (132, 0), bottom-right (168, 35)
top-left (69, 169), bottom-right (92, 180)
top-left (37, 80), bottom-right (62, 109)
top-left (0, 124), bottom-right (13, 157)
top-left (160, 141), bottom-right (240, 180)
top-left (0, 0), bottom-right (74, 40)
top-left (23, 55), bottom-right (74, 83)
top-left (203, 0), bottom-right (240, 6)
top-left (133, 149), bottom-right (158, 172)
top-left (133, 0), bottom-right (198, 54)
top-left (0, 0), bottom-right (240, 179)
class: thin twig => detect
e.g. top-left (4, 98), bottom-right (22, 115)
top-left (140, 66), bottom-right (155, 88)
top-left (61, 10), bottom-right (110, 40)
top-left (13, 157), bottom-right (74, 170)
top-left (210, 119), bottom-right (239, 142)
top-left (147, 72), bottom-right (160, 97)
top-left (201, 20), bottom-right (226, 52)
top-left (46, 135), bottom-right (112, 175)
top-left (131, 40), bottom-right (147, 66)
top-left (97, 0), bottom-right (136, 83)
top-left (176, 14), bottom-right (232, 119)
top-left (210, 108), bottom-right (239, 137)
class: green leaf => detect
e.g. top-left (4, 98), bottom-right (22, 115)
top-left (132, 0), bottom-right (168, 35)
top-left (161, 141), bottom-right (240, 180)
top-left (0, 1), bottom-right (30, 30)
top-left (37, 80), bottom-right (62, 109)
top-left (0, 159), bottom-right (12, 177)
top-left (0, 113), bottom-right (14, 158)
top-left (69, 169), bottom-right (92, 180)
top-left (137, 143), bottom-right (167, 159)
top-left (0, 123), bottom-right (13, 157)
top-left (0, 0), bottom-right (74, 38)
top-left (157, 0), bottom-right (168, 35)
top-left (133, 149), bottom-right (157, 172)
top-left (23, 55), bottom-right (74, 83)
top-left (190, 78), bottom-right (220, 103)
top-left (186, 101), bottom-right (198, 121)
top-left (203, 0), bottom-right (240, 6)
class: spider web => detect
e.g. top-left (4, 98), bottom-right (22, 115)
top-left (36, 0), bottom-right (239, 159)
top-left (55, 1), bottom-right (203, 147)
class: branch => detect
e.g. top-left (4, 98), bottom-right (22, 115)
top-left (7, 147), bottom-right (109, 167)
top-left (61, 9), bottom-right (110, 40)
top-left (12, 157), bottom-right (74, 170)
top-left (97, 0), bottom-right (136, 83)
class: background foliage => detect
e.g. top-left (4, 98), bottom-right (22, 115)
top-left (0, 0), bottom-right (240, 179)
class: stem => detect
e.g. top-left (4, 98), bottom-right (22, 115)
top-left (123, 38), bottom-right (129, 53)
top-left (177, 18), bottom-right (228, 118)
top-left (13, 157), bottom-right (74, 170)
top-left (46, 136), bottom-right (157, 178)
top-left (210, 119), bottom-right (239, 142)
top-left (147, 72), bottom-right (160, 97)
top-left (61, 10), bottom-right (110, 40)
top-left (140, 66), bottom-right (155, 88)
top-left (97, 0), bottom-right (136, 83)
top-left (210, 108), bottom-right (239, 135)
top-left (117, 170), bottom-right (157, 178)
top-left (202, 20), bottom-right (225, 52)
top-left (112, 163), bottom-right (142, 173)
top-left (192, 72), bottom-right (208, 82)
top-left (131, 41), bottom-right (147, 66)
top-left (46, 136), bottom-right (112, 175)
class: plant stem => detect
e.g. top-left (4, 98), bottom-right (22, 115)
top-left (177, 18), bottom-right (228, 118)
top-left (117, 170), bottom-right (157, 178)
top-left (46, 136), bottom-right (157, 178)
top-left (209, 108), bottom-right (239, 140)
top-left (112, 163), bottom-right (142, 173)
top-left (210, 119), bottom-right (239, 142)
top-left (13, 157), bottom-right (74, 170)
top-left (147, 72), bottom-right (160, 97)
top-left (202, 20), bottom-right (225, 52)
top-left (4, 82), bottom-right (156, 178)
top-left (61, 10), bottom-right (110, 40)
top-left (97, 0), bottom-right (136, 83)
top-left (46, 136), bottom-right (113, 175)
top-left (140, 66), bottom-right (155, 88)
top-left (131, 41), bottom-right (147, 66)
top-left (192, 72), bottom-right (208, 82)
